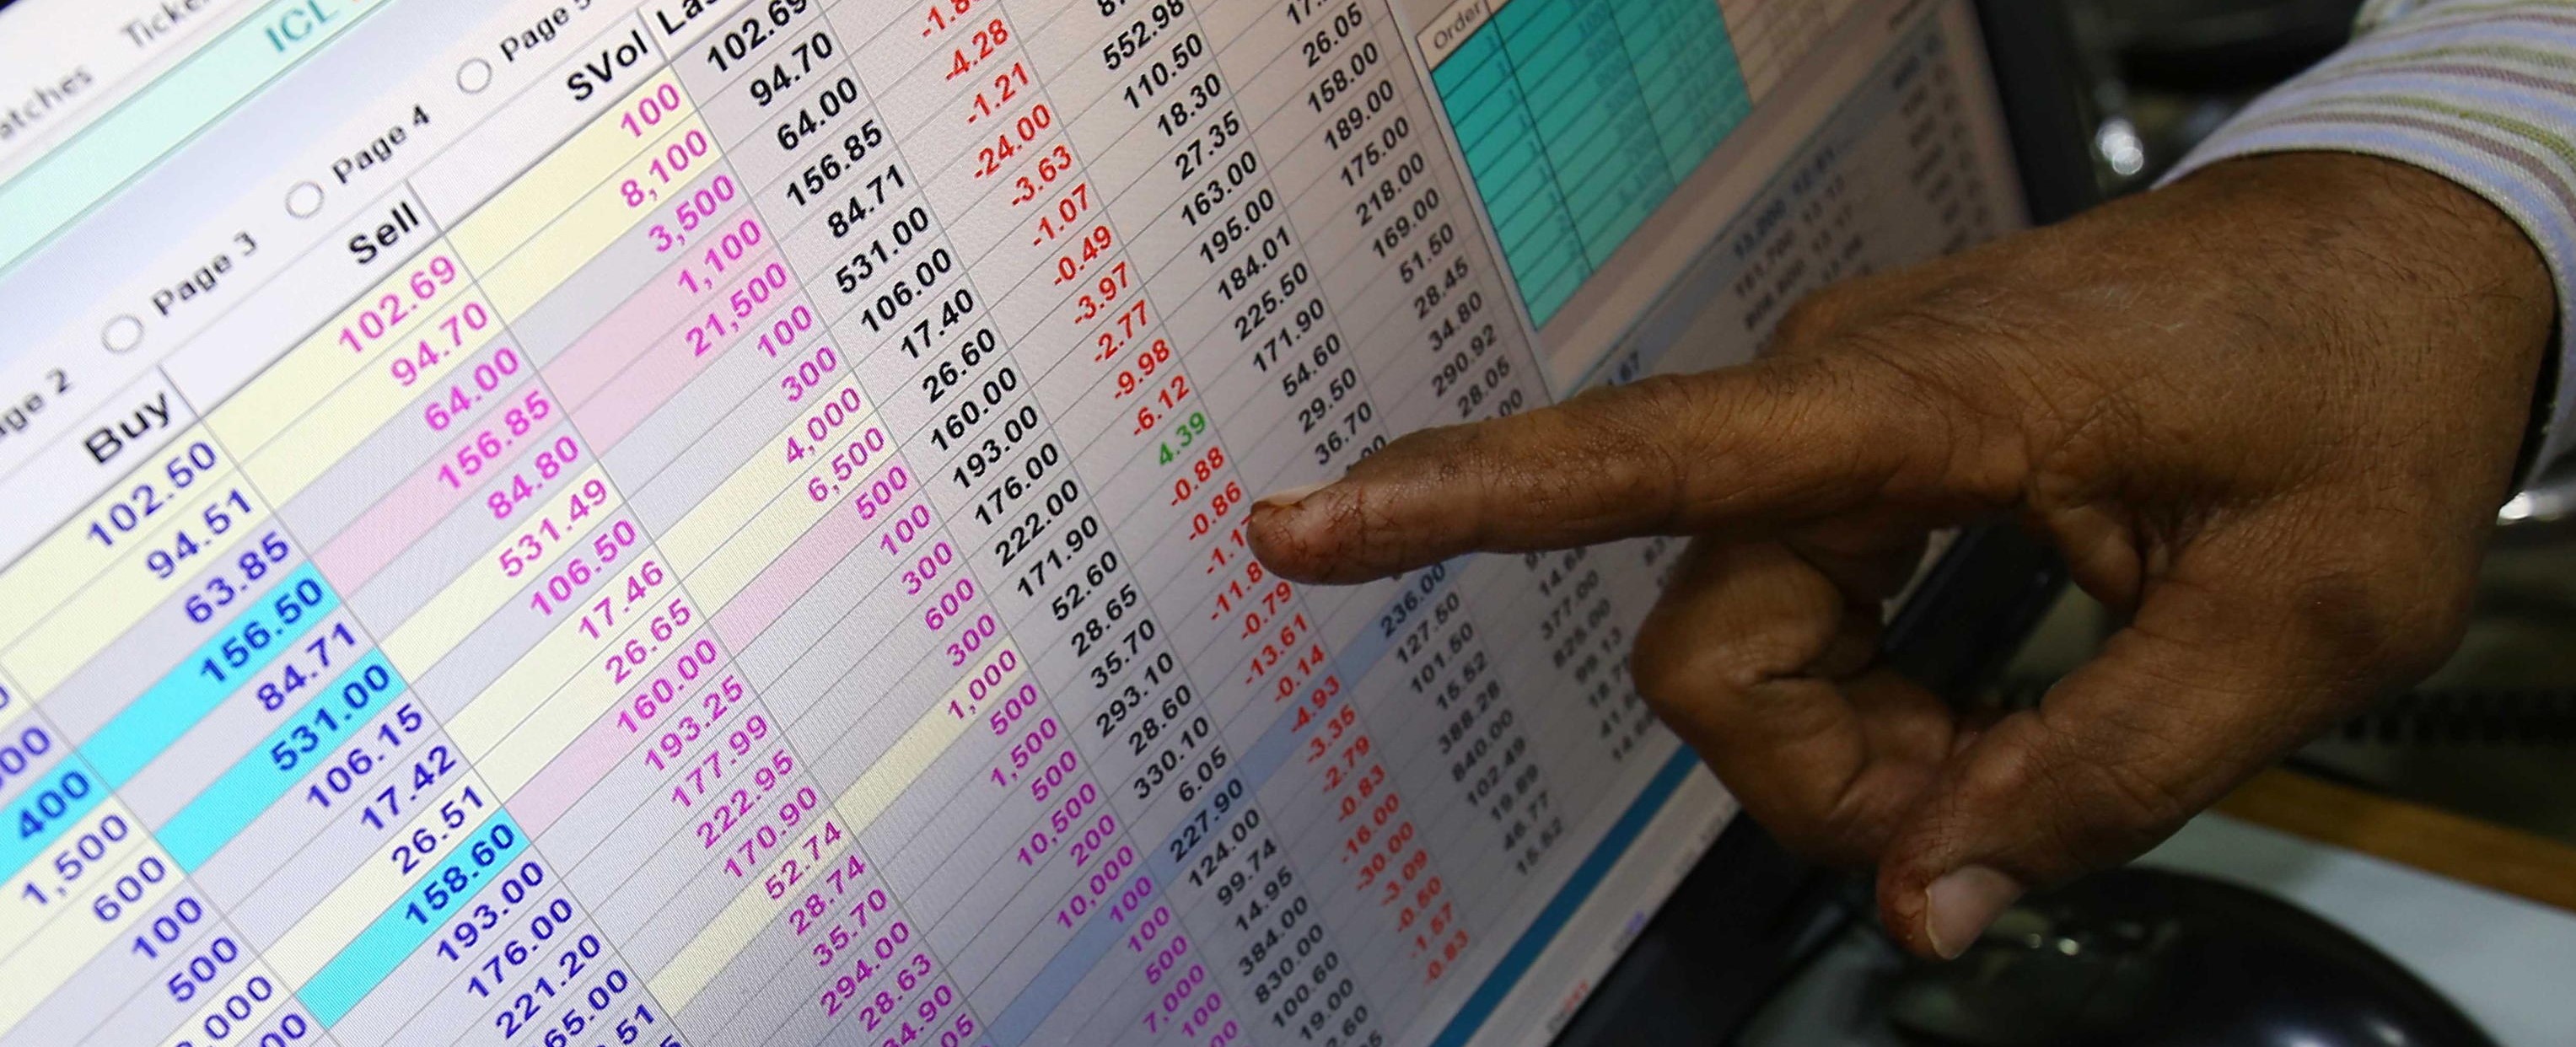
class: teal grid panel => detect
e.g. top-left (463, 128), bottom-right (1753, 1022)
top-left (1431, 0), bottom-right (1751, 325)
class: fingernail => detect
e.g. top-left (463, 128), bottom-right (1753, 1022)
top-left (1256, 481), bottom-right (1333, 510)
top-left (1923, 866), bottom-right (2022, 960)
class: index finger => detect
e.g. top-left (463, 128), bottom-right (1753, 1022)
top-left (1245, 357), bottom-right (1946, 584)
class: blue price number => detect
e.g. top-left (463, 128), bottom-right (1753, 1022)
top-left (363, 744), bottom-right (463, 830)
top-left (22, 808), bottom-right (132, 907)
top-left (163, 934), bottom-right (246, 1002)
top-left (449, 890), bottom-right (573, 1003)
top-left (266, 664), bottom-right (398, 771)
top-left (606, 1001), bottom-right (666, 1046)
top-left (184, 532), bottom-right (295, 624)
top-left (0, 723), bottom-right (55, 795)
top-left (83, 441), bottom-right (223, 551)
top-left (302, 745), bottom-right (382, 812)
top-left (468, 926), bottom-right (595, 1006)
top-left (88, 851), bottom-right (171, 921)
top-left (266, 574), bottom-right (327, 626)
top-left (169, 973), bottom-right (278, 1047)
top-left (542, 966), bottom-right (636, 1045)
top-left (15, 767), bottom-right (94, 840)
top-left (438, 859), bottom-right (555, 963)
top-left (129, 894), bottom-right (209, 960)
top-left (196, 576), bottom-right (328, 685)
top-left (492, 964), bottom-right (632, 1043)
top-left (250, 1011), bottom-right (316, 1047)
top-left (146, 490), bottom-right (257, 580)
top-left (251, 621), bottom-right (365, 713)
top-left (390, 786), bottom-right (489, 874)
top-left (403, 819), bottom-right (518, 926)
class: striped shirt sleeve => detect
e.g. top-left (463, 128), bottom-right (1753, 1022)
top-left (2166, 0), bottom-right (2576, 481)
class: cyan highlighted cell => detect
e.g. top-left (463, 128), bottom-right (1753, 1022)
top-left (1428, 0), bottom-right (1756, 326)
top-left (84, 563), bottom-right (338, 788)
top-left (1433, 21), bottom-right (1507, 91)
top-left (300, 812), bottom-right (527, 1025)
top-left (160, 651), bottom-right (405, 871)
top-left (0, 762), bottom-right (110, 878)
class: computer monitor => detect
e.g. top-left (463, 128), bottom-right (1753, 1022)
top-left (0, 1), bottom-right (2062, 1044)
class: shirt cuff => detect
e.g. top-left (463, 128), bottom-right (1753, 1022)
top-left (2161, 2), bottom-right (2576, 486)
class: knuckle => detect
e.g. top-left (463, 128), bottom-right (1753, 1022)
top-left (2284, 560), bottom-right (2469, 689)
top-left (1954, 728), bottom-right (2045, 808)
top-left (1551, 376), bottom-right (1711, 526)
top-left (1592, 373), bottom-right (1721, 449)
top-left (1630, 558), bottom-right (1841, 714)
top-left (1956, 720), bottom-right (2196, 880)
top-left (1629, 612), bottom-right (1776, 727)
top-left (2253, 501), bottom-right (2480, 692)
top-left (1768, 290), bottom-right (1855, 352)
top-left (1829, 349), bottom-right (2027, 507)
top-left (1629, 612), bottom-right (1729, 713)
top-left (2079, 749), bottom-right (2202, 848)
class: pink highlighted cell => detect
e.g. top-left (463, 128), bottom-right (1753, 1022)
top-left (712, 492), bottom-right (886, 651)
top-left (508, 626), bottom-right (732, 835)
top-left (570, 290), bottom-right (785, 454)
top-left (545, 207), bottom-right (761, 411)
top-left (315, 376), bottom-right (546, 590)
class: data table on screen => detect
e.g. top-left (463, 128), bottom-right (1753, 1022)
top-left (0, 0), bottom-right (2014, 1044)
top-left (0, 0), bottom-right (1689, 1044)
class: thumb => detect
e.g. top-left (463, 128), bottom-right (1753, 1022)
top-left (1873, 552), bottom-right (2446, 959)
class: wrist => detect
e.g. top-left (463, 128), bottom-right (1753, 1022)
top-left (2174, 153), bottom-right (2556, 494)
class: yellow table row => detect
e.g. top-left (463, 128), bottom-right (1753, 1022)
top-left (648, 640), bottom-right (1026, 1012)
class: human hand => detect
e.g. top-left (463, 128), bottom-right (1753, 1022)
top-left (1245, 153), bottom-right (2555, 958)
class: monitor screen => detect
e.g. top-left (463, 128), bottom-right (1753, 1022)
top-left (0, 1), bottom-right (2023, 1044)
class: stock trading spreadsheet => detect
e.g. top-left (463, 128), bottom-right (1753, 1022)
top-left (0, 0), bottom-right (2021, 1044)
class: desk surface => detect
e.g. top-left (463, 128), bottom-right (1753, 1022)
top-left (2213, 770), bottom-right (2576, 915)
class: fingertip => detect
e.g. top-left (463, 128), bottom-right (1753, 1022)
top-left (1874, 862), bottom-right (1936, 958)
top-left (1256, 481), bottom-right (1334, 510)
top-left (1875, 859), bottom-right (2025, 960)
top-left (1923, 866), bottom-right (2023, 960)
top-left (1245, 488), bottom-right (1345, 583)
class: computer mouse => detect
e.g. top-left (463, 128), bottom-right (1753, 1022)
top-left (1882, 867), bottom-right (2498, 1047)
